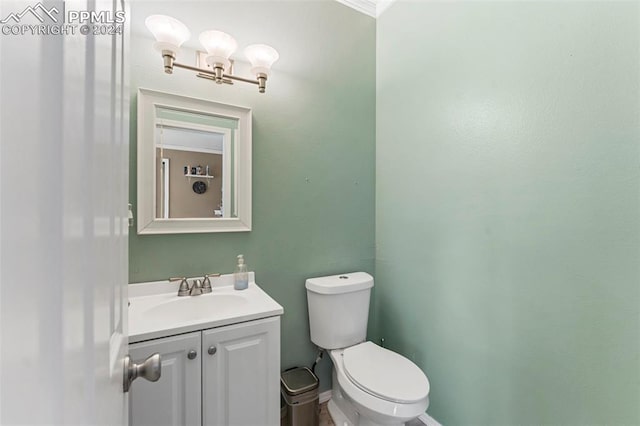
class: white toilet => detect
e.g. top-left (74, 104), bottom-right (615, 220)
top-left (306, 272), bottom-right (430, 426)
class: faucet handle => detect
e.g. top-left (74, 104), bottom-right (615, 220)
top-left (170, 277), bottom-right (190, 297)
top-left (202, 274), bottom-right (215, 294)
top-left (202, 273), bottom-right (220, 294)
top-left (190, 279), bottom-right (203, 297)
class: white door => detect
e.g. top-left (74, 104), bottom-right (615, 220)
top-left (202, 317), bottom-right (281, 426)
top-left (0, 0), bottom-right (130, 424)
top-left (129, 332), bottom-right (202, 426)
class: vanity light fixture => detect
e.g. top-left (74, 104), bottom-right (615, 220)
top-left (145, 15), bottom-right (280, 93)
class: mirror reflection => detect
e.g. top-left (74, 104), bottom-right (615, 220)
top-left (154, 107), bottom-right (237, 219)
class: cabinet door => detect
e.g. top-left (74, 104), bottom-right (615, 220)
top-left (129, 332), bottom-right (202, 426)
top-left (202, 317), bottom-right (280, 426)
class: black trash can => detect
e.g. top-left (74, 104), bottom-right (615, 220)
top-left (280, 367), bottom-right (319, 426)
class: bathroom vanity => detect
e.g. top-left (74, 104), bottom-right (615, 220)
top-left (128, 273), bottom-right (283, 426)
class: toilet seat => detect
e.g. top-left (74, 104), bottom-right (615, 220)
top-left (329, 345), bottom-right (430, 424)
top-left (342, 341), bottom-right (430, 404)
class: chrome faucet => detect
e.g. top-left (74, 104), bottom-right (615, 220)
top-left (171, 275), bottom-right (220, 297)
top-left (202, 273), bottom-right (220, 294)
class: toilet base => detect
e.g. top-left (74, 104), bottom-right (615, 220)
top-left (328, 399), bottom-right (406, 426)
top-left (328, 399), bottom-right (353, 426)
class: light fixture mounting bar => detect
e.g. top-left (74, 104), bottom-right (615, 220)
top-left (196, 73), bottom-right (234, 85)
top-left (172, 61), bottom-right (258, 86)
top-left (171, 61), bottom-right (264, 92)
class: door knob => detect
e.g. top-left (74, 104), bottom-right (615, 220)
top-left (187, 350), bottom-right (197, 360)
top-left (123, 353), bottom-right (161, 393)
top-left (208, 346), bottom-right (217, 355)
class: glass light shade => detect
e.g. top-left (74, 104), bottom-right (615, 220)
top-left (145, 15), bottom-right (190, 54)
top-left (243, 44), bottom-right (279, 77)
top-left (199, 30), bottom-right (237, 70)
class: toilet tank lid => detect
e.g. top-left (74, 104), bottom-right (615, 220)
top-left (305, 272), bottom-right (373, 295)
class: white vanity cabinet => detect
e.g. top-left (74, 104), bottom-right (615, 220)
top-left (129, 331), bottom-right (202, 426)
top-left (202, 317), bottom-right (280, 426)
top-left (129, 316), bottom-right (280, 426)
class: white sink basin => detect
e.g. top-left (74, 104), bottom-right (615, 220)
top-left (128, 273), bottom-right (283, 343)
top-left (144, 294), bottom-right (248, 323)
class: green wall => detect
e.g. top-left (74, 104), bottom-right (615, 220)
top-left (130, 1), bottom-right (640, 419)
top-left (377, 1), bottom-right (640, 424)
top-left (129, 1), bottom-right (376, 391)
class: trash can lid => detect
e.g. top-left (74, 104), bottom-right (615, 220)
top-left (281, 367), bottom-right (319, 396)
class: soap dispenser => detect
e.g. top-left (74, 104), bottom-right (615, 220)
top-left (234, 255), bottom-right (248, 290)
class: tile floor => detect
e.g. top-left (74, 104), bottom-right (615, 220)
top-left (319, 401), bottom-right (335, 426)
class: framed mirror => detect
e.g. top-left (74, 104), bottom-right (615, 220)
top-left (137, 88), bottom-right (251, 234)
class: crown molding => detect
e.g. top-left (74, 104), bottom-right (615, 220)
top-left (334, 0), bottom-right (398, 18)
top-left (375, 0), bottom-right (397, 17)
top-left (335, 0), bottom-right (377, 18)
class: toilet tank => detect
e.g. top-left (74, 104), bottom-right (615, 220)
top-left (305, 272), bottom-right (374, 350)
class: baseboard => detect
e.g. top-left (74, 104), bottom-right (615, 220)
top-left (318, 389), bottom-right (332, 404)
top-left (318, 390), bottom-right (440, 426)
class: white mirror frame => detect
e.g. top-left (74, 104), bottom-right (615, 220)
top-left (137, 88), bottom-right (252, 234)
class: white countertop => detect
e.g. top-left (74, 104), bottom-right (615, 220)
top-left (128, 272), bottom-right (284, 343)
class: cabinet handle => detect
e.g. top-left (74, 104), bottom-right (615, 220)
top-left (208, 346), bottom-right (217, 355)
top-left (187, 350), bottom-right (197, 360)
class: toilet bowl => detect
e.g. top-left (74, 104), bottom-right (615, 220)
top-left (305, 272), bottom-right (431, 426)
top-left (328, 342), bottom-right (429, 426)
